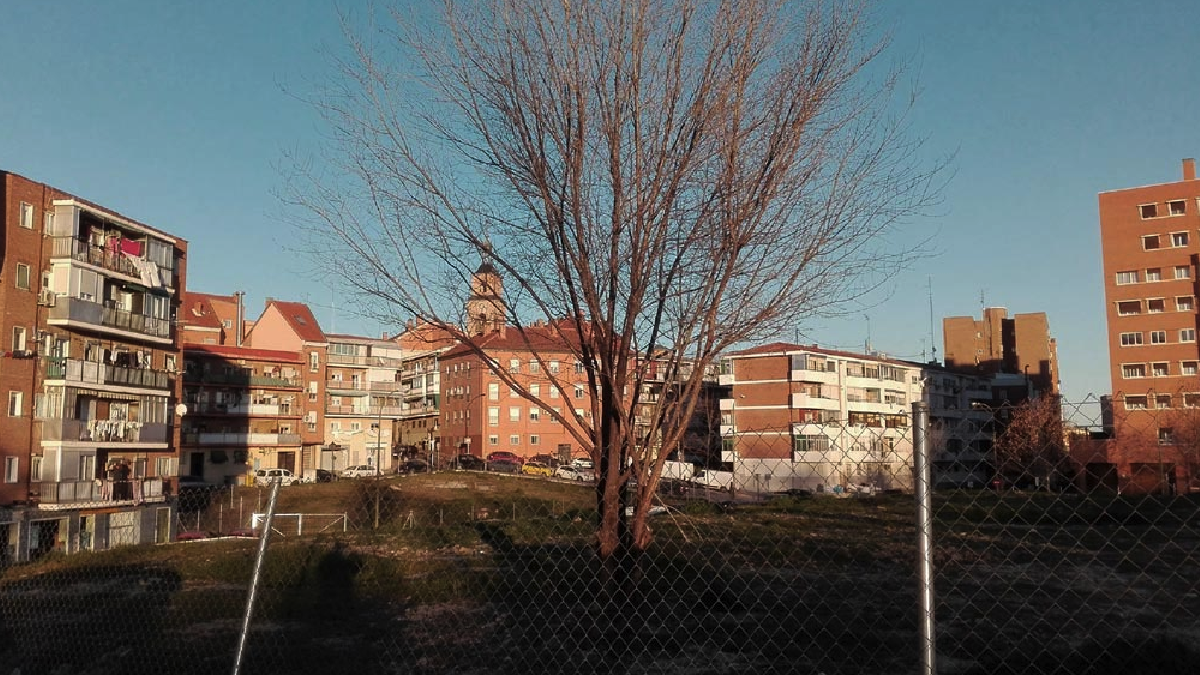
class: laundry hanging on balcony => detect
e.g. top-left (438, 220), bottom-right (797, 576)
top-left (120, 251), bottom-right (163, 289)
top-left (119, 239), bottom-right (143, 256)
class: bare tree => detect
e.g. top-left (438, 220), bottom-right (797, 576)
top-left (993, 396), bottom-right (1067, 489)
top-left (285, 0), bottom-right (939, 566)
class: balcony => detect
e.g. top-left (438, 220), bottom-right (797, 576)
top-left (35, 478), bottom-right (166, 508)
top-left (184, 372), bottom-right (300, 387)
top-left (44, 357), bottom-right (171, 391)
top-left (190, 403), bottom-right (297, 416)
top-left (48, 236), bottom-right (174, 286)
top-left (190, 432), bottom-right (302, 446)
top-left (48, 297), bottom-right (172, 342)
top-left (791, 393), bottom-right (841, 411)
top-left (39, 419), bottom-right (169, 445)
top-left (327, 353), bottom-right (403, 368)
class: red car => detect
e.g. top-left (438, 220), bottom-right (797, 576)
top-left (487, 451), bottom-right (521, 464)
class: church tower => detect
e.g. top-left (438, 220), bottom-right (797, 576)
top-left (466, 257), bottom-right (505, 336)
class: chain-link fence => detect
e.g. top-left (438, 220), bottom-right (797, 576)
top-left (2, 399), bottom-right (1198, 673)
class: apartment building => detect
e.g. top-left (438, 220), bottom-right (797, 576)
top-left (943, 307), bottom-right (1060, 395)
top-left (717, 343), bottom-right (1011, 493)
top-left (242, 300), bottom-right (329, 478)
top-left (1087, 158), bottom-right (1200, 493)
top-left (2, 170), bottom-right (186, 562)
top-left (395, 345), bottom-right (445, 464)
top-left (322, 333), bottom-right (405, 473)
top-left (440, 321), bottom-right (594, 463)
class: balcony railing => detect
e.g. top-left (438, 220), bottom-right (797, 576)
top-left (39, 419), bottom-right (169, 443)
top-left (327, 353), bottom-right (403, 367)
top-left (44, 357), bottom-right (171, 390)
top-left (48, 297), bottom-right (171, 340)
top-left (49, 236), bottom-right (174, 280)
top-left (36, 478), bottom-right (165, 505)
top-left (189, 432), bottom-right (302, 445)
top-left (183, 372), bottom-right (300, 387)
top-left (189, 403), bottom-right (296, 416)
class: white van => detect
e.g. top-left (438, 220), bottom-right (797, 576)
top-left (254, 468), bottom-right (298, 487)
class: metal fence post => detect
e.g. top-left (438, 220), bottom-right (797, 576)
top-left (232, 476), bottom-right (282, 675)
top-left (912, 401), bottom-right (936, 675)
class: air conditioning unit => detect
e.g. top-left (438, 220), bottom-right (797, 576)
top-left (37, 289), bottom-right (56, 307)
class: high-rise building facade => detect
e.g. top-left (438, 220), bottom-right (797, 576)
top-left (1089, 158), bottom-right (1200, 494)
top-left (943, 307), bottom-right (1059, 396)
top-left (2, 170), bottom-right (187, 561)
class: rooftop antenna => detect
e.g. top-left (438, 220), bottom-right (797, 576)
top-left (864, 314), bottom-right (872, 354)
top-left (927, 275), bottom-right (937, 362)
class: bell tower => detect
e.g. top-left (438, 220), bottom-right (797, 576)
top-left (466, 254), bottom-right (505, 336)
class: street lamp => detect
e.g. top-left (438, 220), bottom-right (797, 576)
top-left (428, 423), bottom-right (439, 471)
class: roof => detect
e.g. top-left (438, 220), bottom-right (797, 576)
top-left (179, 293), bottom-right (225, 330)
top-left (268, 301), bottom-right (326, 343)
top-left (184, 344), bottom-right (303, 363)
top-left (324, 332), bottom-right (397, 347)
top-left (442, 320), bottom-right (583, 359)
top-left (729, 342), bottom-right (918, 368)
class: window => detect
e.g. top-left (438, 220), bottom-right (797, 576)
top-left (1183, 329), bottom-right (1197, 343)
top-left (1142, 235), bottom-right (1161, 250)
top-left (1187, 393), bottom-right (1200, 408)
top-left (1184, 362), bottom-right (1199, 376)
top-left (15, 263), bottom-right (31, 290)
top-left (1155, 395), bottom-right (1172, 409)
top-left (549, 360), bottom-right (559, 374)
top-left (1151, 331), bottom-right (1167, 344)
top-left (308, 380), bottom-right (318, 401)
top-left (574, 385), bottom-right (584, 399)
top-left (529, 434), bottom-right (539, 446)
top-left (1117, 300), bottom-right (1141, 315)
top-left (1173, 232), bottom-right (1191, 247)
top-left (489, 434), bottom-right (499, 446)
top-left (1145, 268), bottom-right (1162, 282)
top-left (1147, 298), bottom-right (1166, 313)
top-left (528, 359), bottom-right (540, 374)
top-left (509, 358), bottom-right (520, 373)
top-left (4, 457), bottom-right (17, 483)
top-left (793, 434), bottom-right (832, 455)
top-left (509, 386), bottom-right (518, 398)
top-left (488, 383), bottom-right (499, 400)
top-left (1177, 266), bottom-right (1192, 280)
top-left (156, 457), bottom-right (175, 477)
top-left (1169, 200), bottom-right (1187, 216)
top-left (509, 434), bottom-right (520, 446)
top-left (309, 351), bottom-right (319, 372)
top-left (509, 407), bottom-right (521, 422)
top-left (1120, 332), bottom-right (1143, 346)
top-left (330, 422), bottom-right (341, 433)
top-left (529, 408), bottom-right (541, 423)
top-left (7, 392), bottom-right (22, 416)
top-left (1178, 296), bottom-right (1195, 312)
top-left (43, 211), bottom-right (54, 233)
top-left (19, 202), bottom-right (33, 229)
top-left (1122, 363), bottom-right (1147, 378)
top-left (1139, 204), bottom-right (1158, 219)
top-left (1159, 428), bottom-right (1175, 445)
top-left (1124, 395), bottom-right (1148, 410)
top-left (1152, 362), bottom-right (1169, 377)
top-left (488, 407), bottom-right (499, 426)
top-left (349, 421), bottom-right (361, 431)
top-left (574, 361), bottom-right (584, 374)
top-left (11, 327), bottom-right (26, 352)
top-left (31, 456), bottom-right (43, 481)
top-left (549, 386), bottom-right (559, 399)
top-left (1116, 271), bottom-right (1139, 285)
top-left (530, 383), bottom-right (541, 398)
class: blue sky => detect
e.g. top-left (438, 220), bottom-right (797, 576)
top-left (2, 0), bottom-right (1198, 406)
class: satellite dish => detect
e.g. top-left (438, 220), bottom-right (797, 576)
top-left (175, 403), bottom-right (189, 417)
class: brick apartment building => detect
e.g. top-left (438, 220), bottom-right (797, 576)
top-left (943, 306), bottom-right (1060, 395)
top-left (321, 333), bottom-right (406, 474)
top-left (717, 343), bottom-right (1011, 493)
top-left (1083, 158), bottom-right (1200, 494)
top-left (2, 169), bottom-right (187, 562)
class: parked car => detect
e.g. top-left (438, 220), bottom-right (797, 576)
top-left (254, 468), bottom-right (298, 487)
top-left (397, 460), bottom-right (429, 475)
top-left (456, 454), bottom-right (486, 470)
top-left (572, 457), bottom-right (594, 470)
top-left (529, 454), bottom-right (560, 469)
top-left (554, 465), bottom-right (595, 482)
top-left (341, 464), bottom-right (380, 479)
top-left (521, 461), bottom-right (552, 477)
top-left (487, 451), bottom-right (521, 464)
top-left (313, 469), bottom-right (337, 483)
top-left (487, 459), bottom-right (522, 474)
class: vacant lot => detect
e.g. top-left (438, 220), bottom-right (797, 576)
top-left (2, 476), bottom-right (1198, 674)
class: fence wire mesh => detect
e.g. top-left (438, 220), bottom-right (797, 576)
top-left (1, 399), bottom-right (1198, 674)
